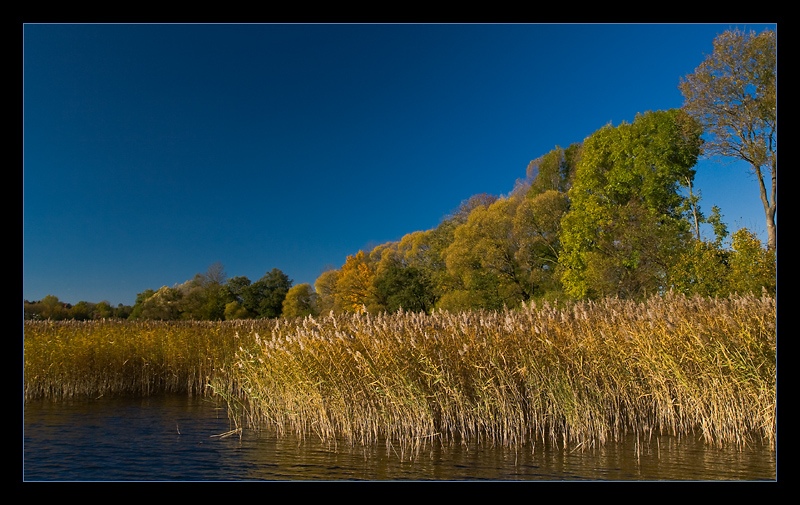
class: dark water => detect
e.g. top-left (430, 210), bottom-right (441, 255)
top-left (22, 394), bottom-right (776, 482)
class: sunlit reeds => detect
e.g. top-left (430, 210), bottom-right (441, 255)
top-left (24, 291), bottom-right (776, 455)
top-left (219, 291), bottom-right (775, 454)
top-left (24, 319), bottom-right (266, 400)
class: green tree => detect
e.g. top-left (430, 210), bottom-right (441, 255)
top-left (225, 276), bottom-right (252, 309)
top-left (525, 143), bottom-right (581, 198)
top-left (176, 263), bottom-right (228, 320)
top-left (129, 289), bottom-right (155, 319)
top-left (197, 262), bottom-right (228, 320)
top-left (132, 286), bottom-right (183, 320)
top-left (222, 276), bottom-right (250, 320)
top-left (515, 189), bottom-right (570, 298)
top-left (669, 239), bottom-right (730, 297)
top-left (442, 186), bottom-right (571, 308)
top-left (244, 268), bottom-right (293, 318)
top-left (69, 301), bottom-right (93, 321)
top-left (707, 205), bottom-right (729, 247)
top-left (670, 226), bottom-right (775, 297)
top-left (224, 301), bottom-right (250, 320)
top-left (282, 283), bottom-right (319, 318)
top-left (558, 109), bottom-right (702, 299)
top-left (727, 228), bottom-right (776, 295)
top-left (23, 300), bottom-right (42, 320)
top-left (435, 288), bottom-right (493, 313)
top-left (114, 304), bottom-right (133, 319)
top-left (679, 28), bottom-right (777, 250)
top-left (443, 198), bottom-right (527, 309)
top-left (669, 205), bottom-right (731, 297)
top-left (373, 260), bottom-right (436, 313)
top-left (92, 301), bottom-right (114, 319)
top-left (395, 227), bottom-right (454, 303)
top-left (40, 294), bottom-right (68, 320)
top-left (407, 193), bottom-right (499, 306)
top-left (175, 276), bottom-right (210, 320)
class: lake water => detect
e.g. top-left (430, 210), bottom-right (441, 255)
top-left (22, 394), bottom-right (777, 482)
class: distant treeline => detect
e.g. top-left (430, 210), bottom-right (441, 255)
top-left (25, 112), bottom-right (775, 322)
top-left (22, 265), bottom-right (291, 322)
top-left (24, 297), bottom-right (134, 321)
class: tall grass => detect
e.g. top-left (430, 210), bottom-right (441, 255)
top-left (24, 292), bottom-right (776, 454)
top-left (24, 319), bottom-right (266, 400)
top-left (221, 291), bottom-right (776, 454)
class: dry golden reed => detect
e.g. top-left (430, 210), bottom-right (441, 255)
top-left (24, 319), bottom-right (266, 400)
top-left (24, 292), bottom-right (775, 454)
top-left (221, 291), bottom-right (776, 453)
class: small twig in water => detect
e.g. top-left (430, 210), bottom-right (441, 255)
top-left (210, 428), bottom-right (242, 439)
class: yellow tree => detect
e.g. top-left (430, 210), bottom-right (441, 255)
top-left (334, 250), bottom-right (377, 313)
top-left (727, 229), bottom-right (776, 295)
top-left (282, 283), bottom-right (319, 318)
top-left (443, 197), bottom-right (529, 309)
top-left (313, 269), bottom-right (340, 314)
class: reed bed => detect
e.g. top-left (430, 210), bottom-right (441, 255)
top-left (221, 291), bottom-right (776, 454)
top-left (24, 319), bottom-right (268, 400)
top-left (24, 292), bottom-right (776, 455)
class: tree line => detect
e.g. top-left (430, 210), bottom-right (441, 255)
top-left (24, 28), bottom-right (776, 321)
top-left (23, 264), bottom-right (294, 321)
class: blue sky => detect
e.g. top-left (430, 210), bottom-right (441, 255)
top-left (23, 23), bottom-right (777, 307)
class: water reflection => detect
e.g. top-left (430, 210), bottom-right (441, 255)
top-left (23, 395), bottom-right (776, 481)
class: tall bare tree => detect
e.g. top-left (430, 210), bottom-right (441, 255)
top-left (679, 28), bottom-right (777, 250)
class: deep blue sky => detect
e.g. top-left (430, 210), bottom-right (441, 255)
top-left (23, 23), bottom-right (776, 307)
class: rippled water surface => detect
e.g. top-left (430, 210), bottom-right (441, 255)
top-left (23, 394), bottom-right (776, 481)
